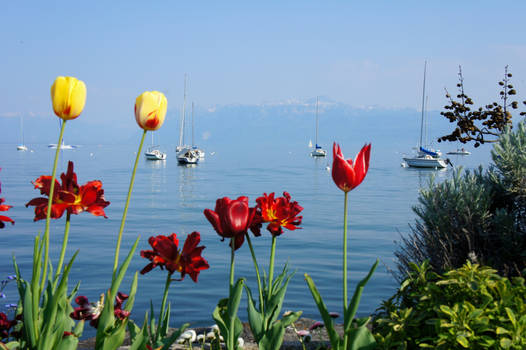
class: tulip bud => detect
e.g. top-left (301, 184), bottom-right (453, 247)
top-left (50, 76), bottom-right (87, 120)
top-left (135, 91), bottom-right (167, 131)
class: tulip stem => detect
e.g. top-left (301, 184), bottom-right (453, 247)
top-left (245, 233), bottom-right (264, 312)
top-left (229, 238), bottom-right (235, 291)
top-left (343, 191), bottom-right (349, 350)
top-left (41, 119), bottom-right (67, 294)
top-left (112, 129), bottom-right (147, 280)
top-left (157, 271), bottom-right (172, 342)
top-left (267, 235), bottom-right (277, 297)
top-left (54, 211), bottom-right (71, 286)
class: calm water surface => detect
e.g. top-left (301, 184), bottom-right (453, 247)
top-left (0, 141), bottom-right (491, 336)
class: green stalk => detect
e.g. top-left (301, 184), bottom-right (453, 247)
top-left (245, 233), bottom-right (264, 312)
top-left (229, 238), bottom-right (235, 290)
top-left (229, 237), bottom-right (235, 350)
top-left (41, 119), bottom-right (67, 293)
top-left (54, 211), bottom-right (71, 284)
top-left (343, 191), bottom-right (349, 350)
top-left (156, 272), bottom-right (172, 342)
top-left (267, 235), bottom-right (277, 297)
top-left (112, 129), bottom-right (147, 280)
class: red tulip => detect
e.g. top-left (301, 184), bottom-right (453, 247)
top-left (140, 232), bottom-right (209, 282)
top-left (331, 143), bottom-right (371, 192)
top-left (251, 192), bottom-right (303, 236)
top-left (204, 196), bottom-right (256, 250)
top-left (25, 161), bottom-right (110, 221)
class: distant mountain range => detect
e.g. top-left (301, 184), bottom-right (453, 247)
top-left (0, 97), bottom-right (454, 150)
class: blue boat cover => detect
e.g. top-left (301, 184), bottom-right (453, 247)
top-left (315, 144), bottom-right (323, 149)
top-left (420, 147), bottom-right (438, 157)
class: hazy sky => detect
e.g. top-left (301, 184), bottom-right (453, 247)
top-left (2, 1), bottom-right (526, 125)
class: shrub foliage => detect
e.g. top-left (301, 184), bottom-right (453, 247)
top-left (396, 121), bottom-right (526, 278)
top-left (373, 261), bottom-right (526, 349)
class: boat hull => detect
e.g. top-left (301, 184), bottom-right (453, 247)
top-left (311, 149), bottom-right (327, 157)
top-left (403, 156), bottom-right (447, 168)
top-left (177, 148), bottom-right (199, 164)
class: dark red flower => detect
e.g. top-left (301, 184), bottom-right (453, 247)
top-left (0, 169), bottom-right (14, 229)
top-left (140, 232), bottom-right (209, 282)
top-left (70, 292), bottom-right (129, 328)
top-left (0, 198), bottom-right (14, 229)
top-left (251, 192), bottom-right (303, 236)
top-left (0, 312), bottom-right (16, 340)
top-left (204, 196), bottom-right (256, 250)
top-left (332, 143), bottom-right (371, 193)
top-left (26, 161), bottom-right (110, 221)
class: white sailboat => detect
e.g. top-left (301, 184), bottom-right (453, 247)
top-left (447, 145), bottom-right (471, 155)
top-left (49, 120), bottom-right (76, 149)
top-left (177, 74), bottom-right (199, 165)
top-left (144, 132), bottom-right (166, 160)
top-left (48, 141), bottom-right (76, 149)
top-left (310, 97), bottom-right (327, 157)
top-left (403, 61), bottom-right (447, 169)
top-left (16, 116), bottom-right (28, 151)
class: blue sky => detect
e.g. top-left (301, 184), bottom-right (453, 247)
top-left (1, 1), bottom-right (526, 126)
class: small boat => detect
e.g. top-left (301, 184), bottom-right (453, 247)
top-left (144, 133), bottom-right (166, 160)
top-left (177, 147), bottom-right (199, 164)
top-left (403, 61), bottom-right (448, 169)
top-left (310, 97), bottom-right (327, 157)
top-left (145, 147), bottom-right (166, 160)
top-left (447, 148), bottom-right (471, 155)
top-left (17, 116), bottom-right (28, 151)
top-left (48, 141), bottom-right (76, 149)
top-left (403, 152), bottom-right (447, 168)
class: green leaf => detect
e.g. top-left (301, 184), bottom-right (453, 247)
top-left (304, 273), bottom-right (340, 348)
top-left (347, 326), bottom-right (377, 350)
top-left (259, 321), bottom-right (286, 350)
top-left (160, 323), bottom-right (189, 350)
top-left (456, 335), bottom-right (469, 348)
top-left (129, 312), bottom-right (149, 350)
top-left (344, 259), bottom-right (378, 333)
top-left (499, 337), bottom-right (512, 349)
top-left (244, 284), bottom-right (264, 342)
top-left (111, 237), bottom-right (140, 299)
top-left (22, 281), bottom-right (37, 347)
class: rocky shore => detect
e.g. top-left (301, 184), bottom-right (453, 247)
top-left (78, 318), bottom-right (342, 350)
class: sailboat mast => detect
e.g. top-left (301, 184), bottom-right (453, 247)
top-left (191, 102), bottom-right (195, 147)
top-left (315, 96), bottom-right (319, 146)
top-left (419, 61), bottom-right (427, 149)
top-left (20, 116), bottom-right (24, 145)
top-left (179, 73), bottom-right (187, 148)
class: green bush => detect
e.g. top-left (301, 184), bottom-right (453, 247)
top-left (396, 120), bottom-right (526, 278)
top-left (373, 261), bottom-right (526, 349)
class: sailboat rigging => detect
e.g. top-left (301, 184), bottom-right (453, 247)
top-left (310, 96), bottom-right (327, 157)
top-left (403, 61), bottom-right (447, 168)
top-left (144, 131), bottom-right (166, 160)
top-left (16, 115), bottom-right (28, 151)
top-left (176, 74), bottom-right (199, 165)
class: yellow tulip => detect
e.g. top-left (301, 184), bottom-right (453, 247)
top-left (50, 76), bottom-right (87, 120)
top-left (135, 91), bottom-right (167, 131)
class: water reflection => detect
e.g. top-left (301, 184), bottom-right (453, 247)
top-left (178, 163), bottom-right (198, 207)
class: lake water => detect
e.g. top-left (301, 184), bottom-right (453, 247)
top-left (0, 140), bottom-right (491, 337)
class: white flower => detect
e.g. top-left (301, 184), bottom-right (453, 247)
top-left (237, 337), bottom-right (244, 347)
top-left (197, 334), bottom-right (205, 342)
top-left (177, 329), bottom-right (197, 344)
